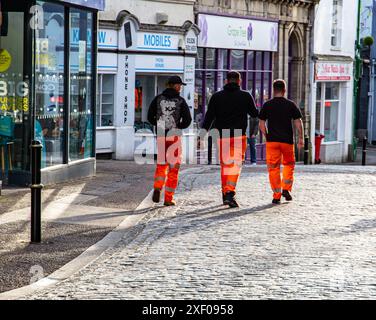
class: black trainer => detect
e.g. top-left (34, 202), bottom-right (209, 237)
top-left (272, 198), bottom-right (281, 205)
top-left (282, 190), bottom-right (293, 201)
top-left (224, 191), bottom-right (239, 208)
top-left (152, 189), bottom-right (161, 203)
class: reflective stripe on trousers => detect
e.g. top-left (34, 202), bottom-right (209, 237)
top-left (266, 142), bottom-right (296, 199)
top-left (154, 136), bottom-right (182, 201)
top-left (218, 136), bottom-right (247, 194)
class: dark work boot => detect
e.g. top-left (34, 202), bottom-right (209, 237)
top-left (224, 192), bottom-right (239, 208)
top-left (152, 189), bottom-right (161, 203)
top-left (272, 198), bottom-right (281, 205)
top-left (282, 190), bottom-right (293, 201)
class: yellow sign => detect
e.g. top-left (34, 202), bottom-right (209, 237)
top-left (0, 49), bottom-right (12, 73)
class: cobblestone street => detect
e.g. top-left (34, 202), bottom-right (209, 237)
top-left (28, 165), bottom-right (376, 300)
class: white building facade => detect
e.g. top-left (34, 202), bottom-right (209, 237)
top-left (96, 0), bottom-right (198, 160)
top-left (311, 0), bottom-right (358, 163)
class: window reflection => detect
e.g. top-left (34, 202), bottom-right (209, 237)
top-left (35, 1), bottom-right (65, 168)
top-left (69, 9), bottom-right (94, 161)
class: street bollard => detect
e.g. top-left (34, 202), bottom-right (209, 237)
top-left (362, 136), bottom-right (367, 166)
top-left (304, 136), bottom-right (309, 165)
top-left (208, 136), bottom-right (213, 165)
top-left (30, 140), bottom-right (44, 244)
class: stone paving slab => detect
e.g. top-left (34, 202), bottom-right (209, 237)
top-left (24, 165), bottom-right (376, 300)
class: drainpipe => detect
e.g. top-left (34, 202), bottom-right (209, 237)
top-left (368, 59), bottom-right (375, 143)
top-left (353, 0), bottom-right (362, 160)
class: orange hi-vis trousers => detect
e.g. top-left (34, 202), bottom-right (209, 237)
top-left (154, 136), bottom-right (182, 202)
top-left (218, 136), bottom-right (247, 194)
top-left (266, 142), bottom-right (296, 200)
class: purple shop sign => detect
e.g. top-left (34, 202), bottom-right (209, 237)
top-left (59, 0), bottom-right (105, 10)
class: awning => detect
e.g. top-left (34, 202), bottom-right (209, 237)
top-left (59, 0), bottom-right (105, 11)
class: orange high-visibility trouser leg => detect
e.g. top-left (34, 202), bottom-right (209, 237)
top-left (154, 136), bottom-right (182, 202)
top-left (266, 142), bottom-right (283, 199)
top-left (281, 143), bottom-right (295, 192)
top-left (219, 136), bottom-right (247, 194)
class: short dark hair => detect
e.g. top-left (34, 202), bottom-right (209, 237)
top-left (273, 79), bottom-right (286, 93)
top-left (227, 71), bottom-right (241, 83)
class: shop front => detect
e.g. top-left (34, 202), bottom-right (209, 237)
top-left (96, 12), bottom-right (199, 161)
top-left (195, 13), bottom-right (278, 162)
top-left (312, 59), bottom-right (354, 163)
top-left (0, 0), bottom-right (103, 186)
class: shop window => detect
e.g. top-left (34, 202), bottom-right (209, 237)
top-left (35, 1), bottom-right (65, 168)
top-left (69, 9), bottom-right (94, 161)
top-left (316, 82), bottom-right (340, 142)
top-left (196, 48), bottom-right (205, 70)
top-left (0, 6), bottom-right (31, 179)
top-left (231, 50), bottom-right (245, 71)
top-left (194, 71), bottom-right (204, 127)
top-left (135, 75), bottom-right (155, 132)
top-left (96, 74), bottom-right (115, 127)
top-left (248, 51), bottom-right (255, 70)
top-left (217, 49), bottom-right (229, 70)
top-left (206, 48), bottom-right (216, 70)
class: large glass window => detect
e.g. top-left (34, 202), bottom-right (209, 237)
top-left (97, 74), bottom-right (115, 127)
top-left (195, 48), bottom-right (273, 127)
top-left (0, 3), bottom-right (31, 183)
top-left (69, 9), bottom-right (94, 161)
top-left (316, 82), bottom-right (340, 142)
top-left (35, 1), bottom-right (65, 168)
top-left (231, 50), bottom-right (245, 71)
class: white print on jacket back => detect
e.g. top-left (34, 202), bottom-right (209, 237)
top-left (157, 96), bottom-right (182, 130)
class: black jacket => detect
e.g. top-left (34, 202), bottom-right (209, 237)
top-left (202, 83), bottom-right (259, 137)
top-left (148, 88), bottom-right (192, 134)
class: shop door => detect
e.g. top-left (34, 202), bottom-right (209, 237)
top-left (0, 2), bottom-right (31, 185)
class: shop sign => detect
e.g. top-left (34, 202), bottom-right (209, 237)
top-left (137, 32), bottom-right (182, 52)
top-left (315, 62), bottom-right (352, 81)
top-left (198, 14), bottom-right (278, 52)
top-left (135, 55), bottom-right (184, 73)
top-left (185, 29), bottom-right (198, 54)
top-left (59, 0), bottom-right (105, 11)
top-left (98, 29), bottom-right (118, 49)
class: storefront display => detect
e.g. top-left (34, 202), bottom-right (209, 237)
top-left (312, 60), bottom-right (353, 163)
top-left (0, 0), bottom-right (101, 185)
top-left (196, 13), bottom-right (277, 162)
top-left (96, 15), bottom-right (200, 160)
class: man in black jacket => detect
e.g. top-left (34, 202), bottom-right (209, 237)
top-left (148, 76), bottom-right (192, 206)
top-left (202, 71), bottom-right (258, 208)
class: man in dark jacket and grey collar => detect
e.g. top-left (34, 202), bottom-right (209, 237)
top-left (148, 76), bottom-right (192, 206)
top-left (202, 71), bottom-right (258, 208)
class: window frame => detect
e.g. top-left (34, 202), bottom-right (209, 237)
top-left (331, 0), bottom-right (343, 50)
top-left (316, 82), bottom-right (341, 143)
top-left (97, 73), bottom-right (115, 128)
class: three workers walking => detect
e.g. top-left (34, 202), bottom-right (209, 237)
top-left (148, 73), bottom-right (304, 207)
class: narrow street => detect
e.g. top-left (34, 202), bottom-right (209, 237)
top-left (24, 165), bottom-right (376, 300)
